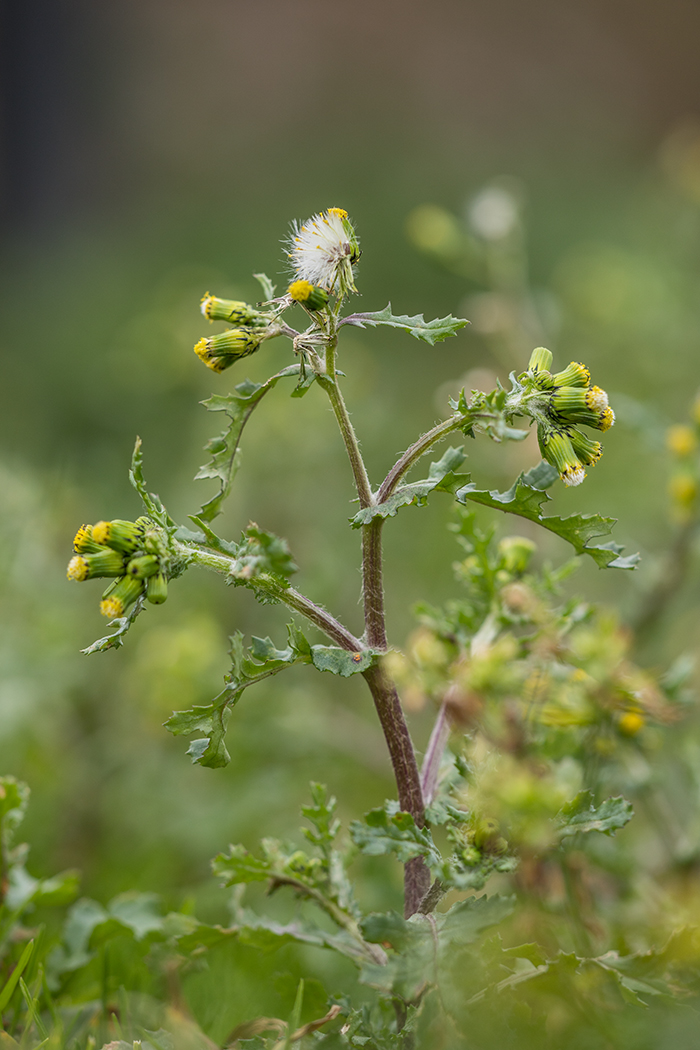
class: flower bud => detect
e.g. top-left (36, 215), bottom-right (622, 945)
top-left (667, 424), bottom-right (697, 457)
top-left (568, 429), bottom-right (603, 466)
top-left (193, 328), bottom-right (265, 372)
top-left (127, 554), bottom-right (160, 579)
top-left (528, 347), bottom-right (553, 372)
top-left (527, 347), bottom-right (555, 389)
top-left (146, 572), bottom-right (168, 605)
top-left (92, 519), bottom-right (145, 554)
top-left (540, 429), bottom-right (586, 487)
top-left (200, 293), bottom-right (269, 326)
top-left (73, 524), bottom-right (104, 554)
top-left (287, 280), bottom-right (329, 311)
top-left (669, 473), bottom-right (698, 510)
top-left (99, 575), bottom-right (145, 618)
top-left (67, 550), bottom-right (126, 581)
top-left (551, 361), bottom-right (590, 388)
top-left (498, 536), bottom-right (536, 575)
top-left (618, 711), bottom-right (645, 736)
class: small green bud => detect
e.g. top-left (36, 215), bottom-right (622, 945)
top-left (287, 280), bottom-right (329, 311)
top-left (200, 293), bottom-right (269, 326)
top-left (100, 575), bottom-right (144, 618)
top-left (551, 361), bottom-right (590, 388)
top-left (540, 428), bottom-right (586, 487)
top-left (498, 536), bottom-right (536, 575)
top-left (146, 572), bottom-right (168, 605)
top-left (92, 519), bottom-right (145, 554)
top-left (127, 554), bottom-right (160, 579)
top-left (193, 328), bottom-right (265, 372)
top-left (528, 346), bottom-right (553, 373)
top-left (527, 348), bottom-right (555, 389)
top-left (67, 549), bottom-right (126, 581)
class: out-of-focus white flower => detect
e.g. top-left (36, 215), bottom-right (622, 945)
top-left (288, 207), bottom-right (360, 295)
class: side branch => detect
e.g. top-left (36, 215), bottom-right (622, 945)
top-left (378, 415), bottom-right (466, 503)
top-left (176, 542), bottom-right (362, 651)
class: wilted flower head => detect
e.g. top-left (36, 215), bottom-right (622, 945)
top-left (288, 208), bottom-right (360, 295)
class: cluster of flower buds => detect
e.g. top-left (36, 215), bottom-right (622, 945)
top-left (194, 294), bottom-right (279, 373)
top-left (67, 518), bottom-right (169, 617)
top-left (524, 347), bottom-right (615, 487)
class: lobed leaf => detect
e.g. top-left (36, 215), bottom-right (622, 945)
top-left (196, 365), bottom-right (301, 522)
top-left (349, 801), bottom-right (441, 867)
top-left (129, 437), bottom-right (176, 530)
top-left (340, 303), bottom-right (469, 345)
top-left (81, 596), bottom-right (147, 655)
top-left (556, 792), bottom-right (634, 839)
top-left (455, 464), bottom-right (640, 569)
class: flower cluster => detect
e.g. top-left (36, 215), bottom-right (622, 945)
top-left (67, 518), bottom-right (169, 617)
top-left (194, 294), bottom-right (280, 373)
top-left (524, 347), bottom-right (615, 486)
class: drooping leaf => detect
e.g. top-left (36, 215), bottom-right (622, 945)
top-left (164, 626), bottom-right (311, 768)
top-left (340, 303), bottom-right (469, 345)
top-left (196, 364), bottom-right (301, 522)
top-left (556, 792), bottom-right (634, 839)
top-left (129, 436), bottom-right (176, 530)
top-left (349, 801), bottom-right (441, 867)
top-left (165, 691), bottom-right (234, 769)
top-left (351, 447), bottom-right (469, 527)
top-left (81, 596), bottom-right (147, 655)
top-left (455, 467), bottom-right (640, 569)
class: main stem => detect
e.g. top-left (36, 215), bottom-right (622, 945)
top-left (320, 322), bottom-right (429, 916)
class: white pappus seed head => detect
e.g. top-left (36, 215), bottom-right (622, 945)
top-left (288, 208), bottom-right (360, 294)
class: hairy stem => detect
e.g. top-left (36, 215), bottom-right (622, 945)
top-left (362, 663), bottom-right (431, 916)
top-left (316, 330), bottom-right (374, 510)
top-left (378, 415), bottom-right (466, 503)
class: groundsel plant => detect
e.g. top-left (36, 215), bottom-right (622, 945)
top-left (58, 207), bottom-right (685, 1047)
top-left (66, 207), bottom-right (632, 908)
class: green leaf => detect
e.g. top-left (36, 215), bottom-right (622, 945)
top-left (0, 776), bottom-right (29, 845)
top-left (164, 691), bottom-right (234, 769)
top-left (556, 793), bottom-right (634, 839)
top-left (349, 802), bottom-right (441, 867)
top-left (212, 843), bottom-right (273, 884)
top-left (360, 895), bottom-right (514, 998)
top-left (165, 626), bottom-right (310, 768)
top-left (351, 447), bottom-right (469, 527)
top-left (455, 469), bottom-right (640, 569)
top-left (341, 304), bottom-right (469, 345)
top-left (227, 522), bottom-right (297, 582)
top-left (0, 940), bottom-right (34, 1014)
top-left (253, 272), bottom-right (276, 300)
top-left (310, 646), bottom-right (377, 676)
top-left (80, 595), bottom-right (147, 655)
top-left (196, 365), bottom-right (301, 522)
top-left (301, 784), bottom-right (341, 852)
top-left (129, 436), bottom-right (176, 530)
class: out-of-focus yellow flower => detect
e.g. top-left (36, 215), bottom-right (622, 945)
top-left (667, 425), bottom-right (697, 457)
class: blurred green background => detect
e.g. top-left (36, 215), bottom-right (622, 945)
top-left (2, 0), bottom-right (700, 939)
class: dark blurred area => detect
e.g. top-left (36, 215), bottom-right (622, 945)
top-left (2, 0), bottom-right (700, 919)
